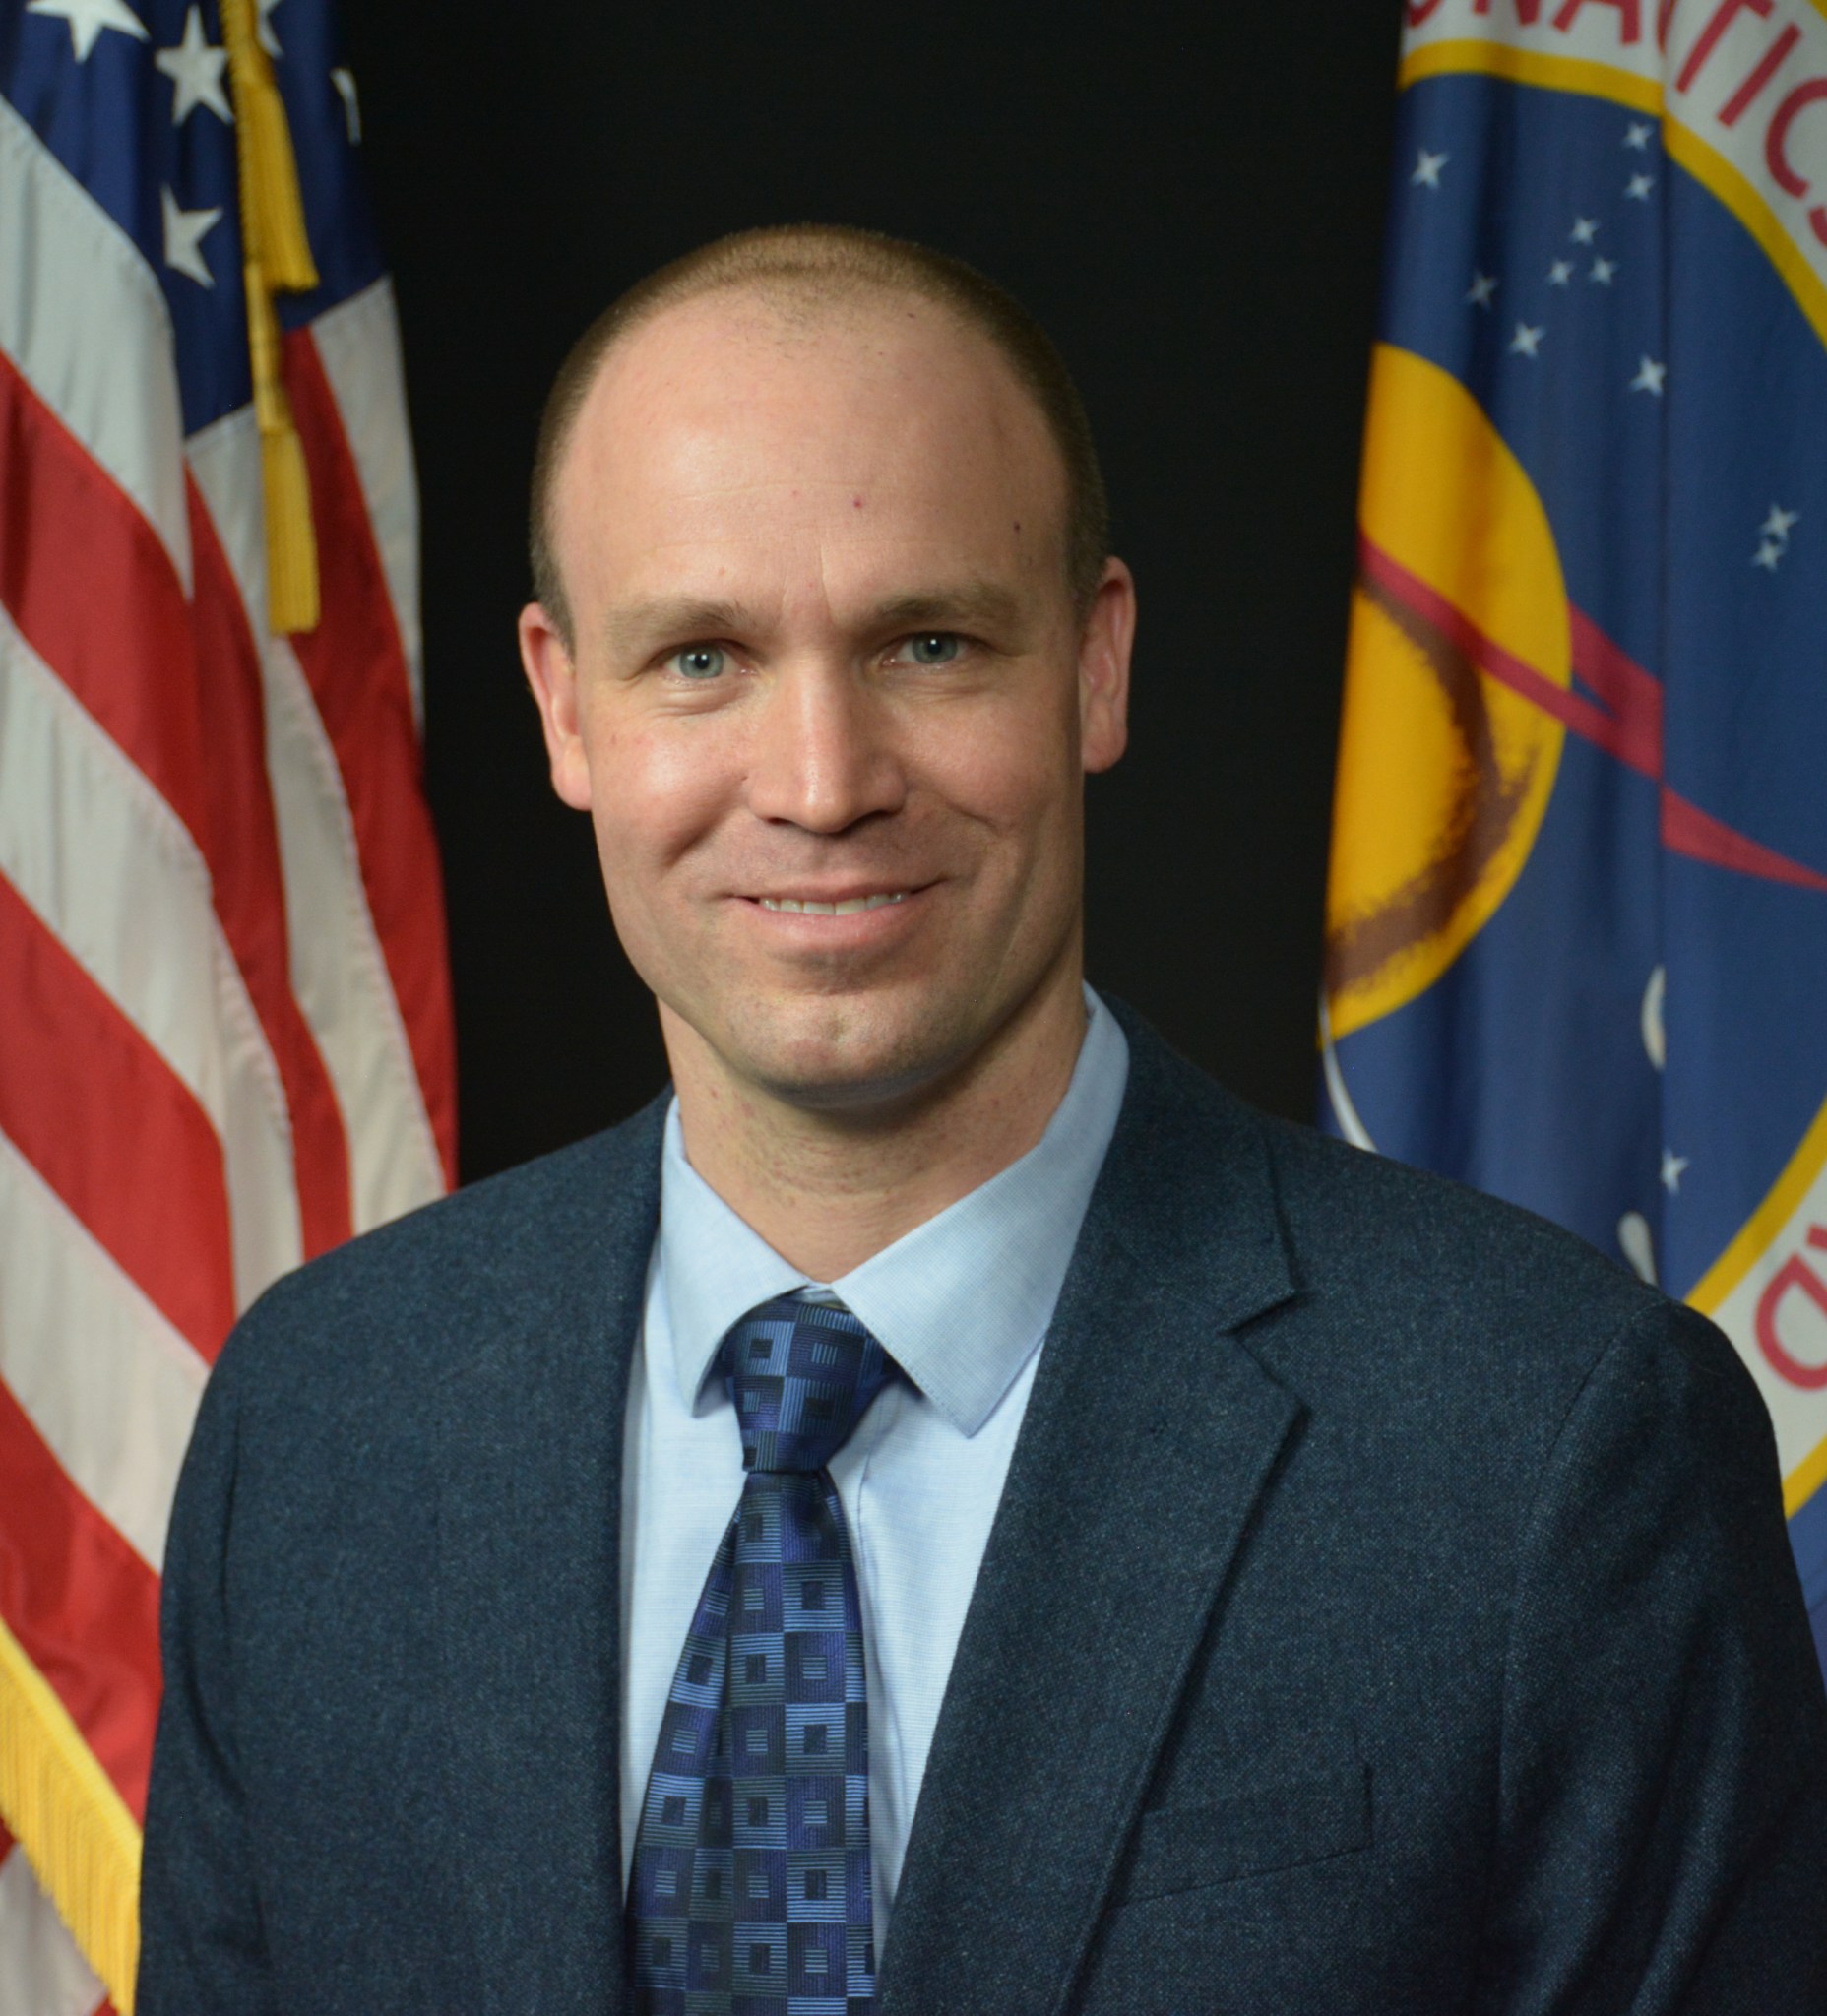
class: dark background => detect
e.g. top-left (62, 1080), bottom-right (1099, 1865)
top-left (342, 4), bottom-right (1403, 1183)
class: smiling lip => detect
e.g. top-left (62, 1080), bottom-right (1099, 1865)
top-left (753, 890), bottom-right (912, 915)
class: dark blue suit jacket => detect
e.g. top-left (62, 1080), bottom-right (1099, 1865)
top-left (138, 1009), bottom-right (1827, 2013)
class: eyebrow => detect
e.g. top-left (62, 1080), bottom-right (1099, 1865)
top-left (868, 584), bottom-right (1025, 634)
top-left (598, 581), bottom-right (1028, 660)
top-left (599, 597), bottom-right (749, 661)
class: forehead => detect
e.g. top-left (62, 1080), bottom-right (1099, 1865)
top-left (551, 287), bottom-right (1068, 623)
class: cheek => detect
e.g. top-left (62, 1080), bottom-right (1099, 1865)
top-left (583, 717), bottom-right (732, 888)
top-left (922, 689), bottom-right (1080, 841)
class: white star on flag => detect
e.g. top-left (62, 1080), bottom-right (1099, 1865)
top-left (1571, 217), bottom-right (1601, 244)
top-left (155, 5), bottom-right (230, 125)
top-left (1510, 323), bottom-right (1544, 357)
top-left (1762, 505), bottom-right (1799, 541)
top-left (1625, 121), bottom-right (1654, 150)
top-left (1661, 1150), bottom-right (1689, 1194)
top-left (1626, 172), bottom-right (1655, 200)
top-left (1754, 539), bottom-right (1784, 571)
top-left (1590, 256), bottom-right (1618, 284)
top-left (1467, 272), bottom-right (1498, 308)
top-left (161, 185), bottom-right (223, 286)
top-left (332, 66), bottom-right (361, 144)
top-left (257, 0), bottom-right (283, 55)
top-left (1548, 259), bottom-right (1574, 286)
top-left (25, 0), bottom-right (147, 61)
top-left (1413, 148), bottom-right (1449, 188)
top-left (1630, 355), bottom-right (1666, 395)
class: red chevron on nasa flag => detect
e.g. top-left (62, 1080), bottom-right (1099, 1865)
top-left (0, 0), bottom-right (455, 2006)
top-left (1322, 0), bottom-right (1827, 1676)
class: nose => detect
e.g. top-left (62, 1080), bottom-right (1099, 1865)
top-left (743, 660), bottom-right (907, 834)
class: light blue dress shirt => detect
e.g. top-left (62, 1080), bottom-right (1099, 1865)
top-left (619, 986), bottom-right (1129, 1937)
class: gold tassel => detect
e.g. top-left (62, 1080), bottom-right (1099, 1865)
top-left (0, 1617), bottom-right (143, 2014)
top-left (220, 0), bottom-right (321, 633)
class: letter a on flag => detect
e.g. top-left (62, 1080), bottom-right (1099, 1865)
top-left (1321, 0), bottom-right (1827, 1674)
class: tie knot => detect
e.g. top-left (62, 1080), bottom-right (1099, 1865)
top-left (721, 1295), bottom-right (892, 1475)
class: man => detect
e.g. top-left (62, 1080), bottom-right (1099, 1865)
top-left (139, 225), bottom-right (1827, 2014)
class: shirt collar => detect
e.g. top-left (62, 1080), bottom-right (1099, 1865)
top-left (657, 985), bottom-right (1129, 1437)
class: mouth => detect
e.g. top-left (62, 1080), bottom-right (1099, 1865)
top-left (755, 891), bottom-right (912, 915)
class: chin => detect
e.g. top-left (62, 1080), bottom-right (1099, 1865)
top-left (719, 992), bottom-right (984, 1113)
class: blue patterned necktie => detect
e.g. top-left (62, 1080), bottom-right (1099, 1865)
top-left (628, 1295), bottom-right (894, 2014)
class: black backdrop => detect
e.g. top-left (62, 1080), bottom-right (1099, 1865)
top-left (340, 4), bottom-right (1403, 1184)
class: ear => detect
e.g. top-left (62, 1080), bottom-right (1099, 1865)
top-left (1078, 557), bottom-right (1134, 775)
top-left (519, 601), bottom-right (594, 810)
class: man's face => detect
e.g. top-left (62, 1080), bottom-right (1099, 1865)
top-left (521, 287), bottom-right (1132, 1113)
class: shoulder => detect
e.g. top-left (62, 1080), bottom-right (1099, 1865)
top-left (1257, 1097), bottom-right (1656, 1338)
top-left (1101, 1009), bottom-right (1795, 1661)
top-left (208, 1093), bottom-right (668, 1418)
top-left (1256, 1099), bottom-right (1758, 1450)
top-left (1109, 998), bottom-right (1653, 1322)
top-left (1103, 1003), bottom-right (1740, 1459)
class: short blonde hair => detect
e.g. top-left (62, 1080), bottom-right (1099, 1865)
top-left (528, 223), bottom-right (1110, 645)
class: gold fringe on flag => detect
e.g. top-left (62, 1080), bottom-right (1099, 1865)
top-left (0, 1616), bottom-right (144, 2014)
top-left (220, 0), bottom-right (322, 634)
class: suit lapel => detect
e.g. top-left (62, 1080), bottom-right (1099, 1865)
top-left (879, 1028), bottom-right (1304, 2016)
top-left (432, 1102), bottom-right (665, 2015)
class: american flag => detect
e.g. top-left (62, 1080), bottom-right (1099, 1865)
top-left (0, 1), bottom-right (455, 2007)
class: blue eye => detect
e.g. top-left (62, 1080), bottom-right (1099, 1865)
top-left (904, 633), bottom-right (961, 665)
top-left (668, 645), bottom-right (726, 680)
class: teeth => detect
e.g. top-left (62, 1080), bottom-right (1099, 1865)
top-left (759, 892), bottom-right (909, 914)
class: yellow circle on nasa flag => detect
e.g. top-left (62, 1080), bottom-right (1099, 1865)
top-left (1325, 343), bottom-right (1572, 1041)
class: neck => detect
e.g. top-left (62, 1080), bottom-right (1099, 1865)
top-left (662, 962), bottom-right (1090, 1281)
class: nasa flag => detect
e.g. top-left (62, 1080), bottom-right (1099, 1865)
top-left (1320, 0), bottom-right (1827, 1672)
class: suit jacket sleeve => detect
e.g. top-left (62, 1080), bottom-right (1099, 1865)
top-left (136, 1341), bottom-right (277, 2016)
top-left (1474, 1298), bottom-right (1827, 2015)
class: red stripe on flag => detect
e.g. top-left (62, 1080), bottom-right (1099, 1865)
top-left (187, 484), bottom-right (354, 1259)
top-left (0, 1380), bottom-right (163, 1822)
top-left (1565, 606), bottom-right (1664, 779)
top-left (1357, 534), bottom-right (1660, 776)
top-left (1662, 788), bottom-right (1827, 893)
top-left (0, 348), bottom-right (357, 1260)
top-left (0, 872), bottom-right (234, 1357)
top-left (1358, 532), bottom-right (1827, 894)
top-left (0, 353), bottom-right (215, 845)
top-left (283, 329), bottom-right (458, 1187)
